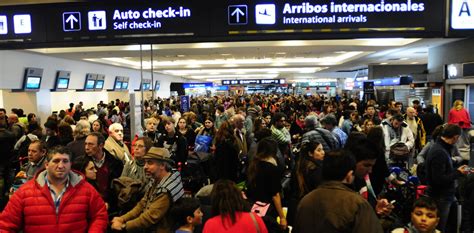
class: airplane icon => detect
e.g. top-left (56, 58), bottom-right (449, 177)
top-left (255, 4), bottom-right (275, 24)
top-left (259, 9), bottom-right (271, 16)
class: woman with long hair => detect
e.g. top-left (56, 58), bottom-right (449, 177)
top-left (366, 126), bottom-right (390, 195)
top-left (195, 117), bottom-right (217, 139)
top-left (287, 141), bottom-right (324, 226)
top-left (203, 179), bottom-right (268, 233)
top-left (246, 137), bottom-right (287, 232)
top-left (213, 121), bottom-right (239, 182)
top-left (176, 117), bottom-right (196, 151)
top-left (91, 119), bottom-right (108, 139)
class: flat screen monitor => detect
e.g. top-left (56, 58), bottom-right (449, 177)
top-left (121, 82), bottom-right (128, 89)
top-left (115, 81), bottom-right (122, 90)
top-left (143, 83), bottom-right (151, 90)
top-left (85, 80), bottom-right (95, 89)
top-left (56, 78), bottom-right (69, 89)
top-left (95, 80), bottom-right (104, 89)
top-left (25, 76), bottom-right (41, 89)
top-left (155, 83), bottom-right (160, 91)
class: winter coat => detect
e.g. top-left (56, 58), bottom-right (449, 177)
top-left (0, 170), bottom-right (108, 233)
top-left (425, 138), bottom-right (464, 198)
top-left (382, 120), bottom-right (415, 160)
top-left (293, 181), bottom-right (383, 233)
top-left (301, 127), bottom-right (338, 152)
top-left (104, 136), bottom-right (131, 164)
top-left (448, 108), bottom-right (471, 129)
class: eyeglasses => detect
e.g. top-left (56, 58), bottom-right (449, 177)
top-left (135, 145), bottom-right (145, 148)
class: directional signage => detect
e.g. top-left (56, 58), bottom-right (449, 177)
top-left (255, 4), bottom-right (276, 25)
top-left (451, 0), bottom-right (474, 29)
top-left (216, 0), bottom-right (443, 38)
top-left (63, 12), bottom-right (81, 32)
top-left (228, 5), bottom-right (247, 25)
top-left (0, 1), bottom-right (446, 48)
top-left (13, 14), bottom-right (31, 34)
top-left (0, 16), bottom-right (7, 35)
top-left (88, 10), bottom-right (107, 30)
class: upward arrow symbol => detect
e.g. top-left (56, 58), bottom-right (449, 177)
top-left (231, 8), bottom-right (245, 23)
top-left (65, 14), bottom-right (78, 28)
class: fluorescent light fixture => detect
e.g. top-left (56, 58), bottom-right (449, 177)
top-left (220, 54), bottom-right (231, 56)
top-left (380, 62), bottom-right (388, 65)
top-left (162, 67), bottom-right (327, 76)
top-left (177, 55), bottom-right (186, 57)
top-left (194, 74), bottom-right (279, 79)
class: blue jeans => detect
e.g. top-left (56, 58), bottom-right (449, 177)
top-left (435, 196), bottom-right (457, 232)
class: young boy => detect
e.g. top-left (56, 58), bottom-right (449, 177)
top-left (392, 197), bottom-right (440, 233)
top-left (171, 197), bottom-right (203, 233)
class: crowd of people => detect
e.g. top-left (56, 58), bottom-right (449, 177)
top-left (0, 92), bottom-right (471, 233)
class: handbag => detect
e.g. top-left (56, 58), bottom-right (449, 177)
top-left (251, 201), bottom-right (270, 217)
top-left (389, 142), bottom-right (410, 160)
top-left (194, 135), bottom-right (212, 153)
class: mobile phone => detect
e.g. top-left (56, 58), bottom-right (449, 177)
top-left (390, 200), bottom-right (396, 205)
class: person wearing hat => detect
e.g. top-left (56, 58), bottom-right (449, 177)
top-left (111, 147), bottom-right (185, 233)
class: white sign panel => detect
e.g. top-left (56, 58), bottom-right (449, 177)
top-left (0, 16), bottom-right (7, 35)
top-left (452, 0), bottom-right (474, 29)
top-left (88, 10), bottom-right (107, 30)
top-left (13, 14), bottom-right (31, 34)
top-left (256, 4), bottom-right (276, 24)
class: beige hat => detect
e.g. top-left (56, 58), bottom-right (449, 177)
top-left (143, 147), bottom-right (174, 164)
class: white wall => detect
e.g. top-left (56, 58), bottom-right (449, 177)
top-left (0, 50), bottom-right (187, 121)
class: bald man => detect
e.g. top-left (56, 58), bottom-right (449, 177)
top-left (104, 123), bottom-right (131, 164)
top-left (7, 114), bottom-right (24, 140)
top-left (404, 107), bottom-right (426, 153)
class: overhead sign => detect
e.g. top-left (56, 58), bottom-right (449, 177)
top-left (183, 83), bottom-right (213, 88)
top-left (221, 79), bottom-right (282, 85)
top-left (13, 14), bottom-right (31, 34)
top-left (228, 5), bottom-right (247, 25)
top-left (63, 12), bottom-right (81, 31)
top-left (216, 0), bottom-right (442, 37)
top-left (451, 0), bottom-right (473, 29)
top-left (0, 1), bottom-right (445, 48)
top-left (0, 16), bottom-right (7, 34)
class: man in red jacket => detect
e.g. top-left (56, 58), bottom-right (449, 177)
top-left (0, 146), bottom-right (108, 233)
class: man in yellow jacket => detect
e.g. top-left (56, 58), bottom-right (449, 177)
top-left (111, 147), bottom-right (184, 233)
top-left (404, 107), bottom-right (426, 153)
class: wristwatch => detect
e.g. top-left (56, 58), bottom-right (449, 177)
top-left (121, 223), bottom-right (126, 231)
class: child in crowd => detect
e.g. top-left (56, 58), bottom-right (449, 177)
top-left (171, 197), bottom-right (203, 233)
top-left (392, 196), bottom-right (440, 233)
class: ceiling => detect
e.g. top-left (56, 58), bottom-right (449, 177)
top-left (27, 38), bottom-right (459, 83)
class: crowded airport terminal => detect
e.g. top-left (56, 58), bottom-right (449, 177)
top-left (0, 0), bottom-right (474, 233)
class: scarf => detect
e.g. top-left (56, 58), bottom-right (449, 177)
top-left (155, 171), bottom-right (184, 202)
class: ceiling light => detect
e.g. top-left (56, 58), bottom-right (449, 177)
top-left (400, 57), bottom-right (409, 60)
top-left (411, 62), bottom-right (419, 64)
top-left (186, 64), bottom-right (202, 68)
top-left (275, 52), bottom-right (286, 55)
top-left (162, 67), bottom-right (327, 76)
top-left (271, 63), bottom-right (287, 66)
top-left (194, 74), bottom-right (279, 79)
top-left (177, 55), bottom-right (186, 57)
top-left (223, 64), bottom-right (239, 67)
top-left (380, 62), bottom-right (388, 65)
top-left (220, 54), bottom-right (231, 56)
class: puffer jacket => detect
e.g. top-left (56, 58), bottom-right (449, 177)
top-left (301, 127), bottom-right (338, 152)
top-left (0, 169), bottom-right (108, 233)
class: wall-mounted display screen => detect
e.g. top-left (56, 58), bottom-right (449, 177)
top-left (155, 81), bottom-right (160, 91)
top-left (143, 83), bottom-right (151, 90)
top-left (85, 80), bottom-right (95, 89)
top-left (56, 78), bottom-right (69, 89)
top-left (121, 82), bottom-right (128, 89)
top-left (25, 76), bottom-right (41, 89)
top-left (115, 81), bottom-right (123, 89)
top-left (95, 80), bottom-right (104, 89)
